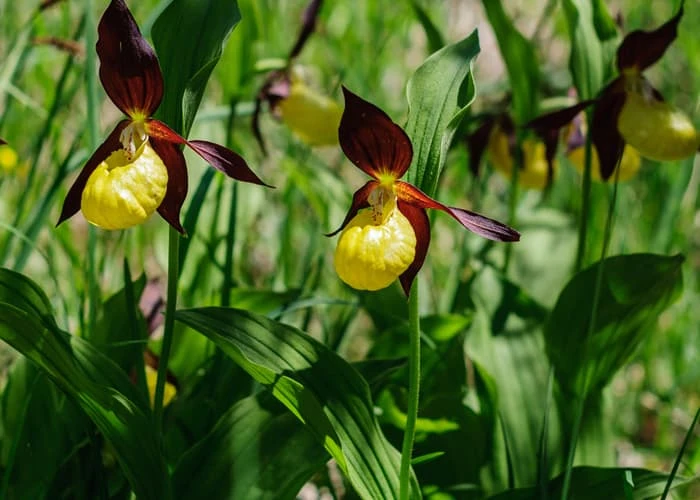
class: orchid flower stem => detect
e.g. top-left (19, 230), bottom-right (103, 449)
top-left (574, 114), bottom-right (594, 273)
top-left (399, 280), bottom-right (421, 500)
top-left (153, 227), bottom-right (180, 436)
top-left (503, 136), bottom-right (522, 274)
top-left (561, 171), bottom-right (619, 500)
top-left (222, 98), bottom-right (239, 306)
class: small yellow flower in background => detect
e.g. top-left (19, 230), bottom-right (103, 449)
top-left (0, 144), bottom-right (18, 173)
top-left (487, 124), bottom-right (554, 190)
top-left (277, 75), bottom-right (342, 146)
top-left (145, 364), bottom-right (176, 408)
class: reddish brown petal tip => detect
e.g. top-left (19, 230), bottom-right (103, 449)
top-left (188, 140), bottom-right (272, 188)
top-left (339, 86), bottom-right (413, 179)
top-left (326, 180), bottom-right (377, 236)
top-left (616, 2), bottom-right (684, 72)
top-left (591, 91), bottom-right (626, 180)
top-left (397, 201), bottom-right (430, 296)
top-left (150, 139), bottom-right (187, 234)
top-left (97, 0), bottom-right (163, 116)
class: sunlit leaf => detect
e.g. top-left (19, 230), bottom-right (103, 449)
top-left (175, 307), bottom-right (420, 499)
top-left (152, 0), bottom-right (242, 136)
top-left (405, 30), bottom-right (479, 196)
top-left (545, 254), bottom-right (684, 395)
top-left (0, 269), bottom-right (170, 500)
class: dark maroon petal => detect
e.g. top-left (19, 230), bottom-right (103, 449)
top-left (97, 0), bottom-right (163, 116)
top-left (150, 138), bottom-right (187, 234)
top-left (187, 140), bottom-right (270, 187)
top-left (252, 95), bottom-right (267, 156)
top-left (0, 138), bottom-right (6, 145)
top-left (395, 181), bottom-right (520, 242)
top-left (397, 201), bottom-right (430, 297)
top-left (616, 2), bottom-right (684, 72)
top-left (466, 117), bottom-right (496, 177)
top-left (526, 100), bottom-right (597, 133)
top-left (289, 0), bottom-right (323, 59)
top-left (591, 90), bottom-right (626, 180)
top-left (57, 120), bottom-right (130, 227)
top-left (339, 86), bottom-right (413, 179)
top-left (148, 119), bottom-right (269, 187)
top-left (326, 180), bottom-right (378, 236)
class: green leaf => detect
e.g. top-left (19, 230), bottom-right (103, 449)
top-left (172, 393), bottom-right (327, 499)
top-left (481, 0), bottom-right (540, 123)
top-left (591, 0), bottom-right (618, 42)
top-left (152, 0), bottom-right (242, 136)
top-left (562, 0), bottom-right (617, 99)
top-left (0, 269), bottom-right (171, 500)
top-left (486, 466), bottom-right (695, 499)
top-left (544, 254), bottom-right (684, 395)
top-left (405, 30), bottom-right (479, 196)
top-left (175, 307), bottom-right (420, 500)
top-left (410, 1), bottom-right (445, 55)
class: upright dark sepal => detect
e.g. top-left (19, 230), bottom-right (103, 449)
top-left (616, 2), bottom-right (684, 72)
top-left (339, 87), bottom-right (413, 179)
top-left (97, 0), bottom-right (164, 117)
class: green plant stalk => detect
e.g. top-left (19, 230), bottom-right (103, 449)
top-left (399, 280), bottom-right (420, 500)
top-left (561, 169), bottom-right (620, 500)
top-left (153, 227), bottom-right (180, 434)
top-left (574, 113), bottom-right (594, 273)
top-left (502, 135), bottom-right (522, 273)
top-left (661, 406), bottom-right (700, 499)
top-left (221, 98), bottom-right (239, 306)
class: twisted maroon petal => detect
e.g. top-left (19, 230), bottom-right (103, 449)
top-left (57, 120), bottom-right (130, 227)
top-left (397, 201), bottom-right (430, 297)
top-left (339, 87), bottom-right (413, 179)
top-left (97, 0), bottom-right (163, 117)
top-left (150, 138), bottom-right (187, 234)
top-left (326, 180), bottom-right (378, 237)
top-left (591, 91), bottom-right (626, 180)
top-left (395, 181), bottom-right (520, 242)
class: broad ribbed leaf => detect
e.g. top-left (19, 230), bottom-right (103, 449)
top-left (481, 0), bottom-right (540, 123)
top-left (152, 0), bottom-right (241, 136)
top-left (486, 466), bottom-right (694, 499)
top-left (172, 393), bottom-right (328, 500)
top-left (0, 269), bottom-right (170, 500)
top-left (562, 0), bottom-right (617, 99)
top-left (545, 254), bottom-right (684, 396)
top-left (175, 307), bottom-right (420, 500)
top-left (405, 30), bottom-right (479, 196)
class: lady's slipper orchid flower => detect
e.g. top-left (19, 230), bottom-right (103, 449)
top-left (252, 0), bottom-right (342, 152)
top-left (330, 88), bottom-right (520, 295)
top-left (527, 3), bottom-right (698, 181)
top-left (57, 0), bottom-right (266, 233)
top-left (468, 114), bottom-right (555, 190)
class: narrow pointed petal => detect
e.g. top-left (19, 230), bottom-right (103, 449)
top-left (326, 180), bottom-right (378, 236)
top-left (57, 120), bottom-right (129, 227)
top-left (97, 0), bottom-right (163, 116)
top-left (616, 2), bottom-right (684, 72)
top-left (395, 181), bottom-right (520, 242)
top-left (591, 91), bottom-right (626, 180)
top-left (150, 138), bottom-right (187, 234)
top-left (339, 86), bottom-right (413, 179)
top-left (466, 118), bottom-right (496, 177)
top-left (288, 0), bottom-right (323, 59)
top-left (188, 140), bottom-right (270, 187)
top-left (147, 119), bottom-right (269, 187)
top-left (252, 95), bottom-right (268, 156)
top-left (526, 100), bottom-right (597, 132)
top-left (397, 201), bottom-right (430, 296)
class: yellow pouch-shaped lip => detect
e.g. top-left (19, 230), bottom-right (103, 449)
top-left (334, 205), bottom-right (416, 291)
top-left (278, 81), bottom-right (342, 146)
top-left (487, 127), bottom-right (554, 190)
top-left (618, 91), bottom-right (699, 162)
top-left (81, 142), bottom-right (168, 230)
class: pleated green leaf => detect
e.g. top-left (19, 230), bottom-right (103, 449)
top-left (481, 0), bottom-right (540, 123)
top-left (405, 30), bottom-right (479, 196)
top-left (0, 269), bottom-right (171, 500)
top-left (562, 0), bottom-right (617, 99)
top-left (172, 393), bottom-right (328, 500)
top-left (175, 307), bottom-right (420, 500)
top-left (486, 466), bottom-right (695, 499)
top-left (545, 254), bottom-right (684, 396)
top-left (152, 0), bottom-right (241, 136)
